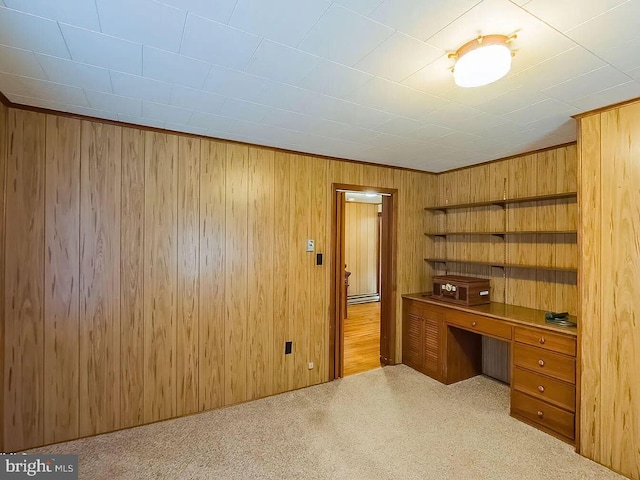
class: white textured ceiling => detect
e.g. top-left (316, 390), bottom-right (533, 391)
top-left (1, 0), bottom-right (640, 172)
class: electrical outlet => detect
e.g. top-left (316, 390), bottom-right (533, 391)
top-left (308, 362), bottom-right (314, 370)
top-left (306, 239), bottom-right (314, 252)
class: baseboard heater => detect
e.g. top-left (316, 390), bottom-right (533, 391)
top-left (347, 294), bottom-right (380, 305)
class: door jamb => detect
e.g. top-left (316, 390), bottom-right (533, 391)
top-left (329, 183), bottom-right (398, 380)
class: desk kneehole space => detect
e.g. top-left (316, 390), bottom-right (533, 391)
top-left (402, 294), bottom-right (577, 444)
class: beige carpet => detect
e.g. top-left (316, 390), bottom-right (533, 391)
top-left (30, 365), bottom-right (623, 480)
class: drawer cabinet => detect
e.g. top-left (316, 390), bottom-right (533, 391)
top-left (514, 327), bottom-right (576, 356)
top-left (512, 367), bottom-right (575, 411)
top-left (512, 343), bottom-right (576, 383)
top-left (511, 329), bottom-right (576, 443)
top-left (402, 295), bottom-right (577, 444)
top-left (511, 391), bottom-right (575, 440)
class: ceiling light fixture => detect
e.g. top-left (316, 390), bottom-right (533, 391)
top-left (449, 34), bottom-right (516, 88)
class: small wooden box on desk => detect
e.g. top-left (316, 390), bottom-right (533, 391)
top-left (402, 293), bottom-right (577, 444)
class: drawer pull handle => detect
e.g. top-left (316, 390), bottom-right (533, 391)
top-left (471, 321), bottom-right (477, 327)
top-left (537, 410), bottom-right (544, 419)
top-left (539, 337), bottom-right (545, 344)
top-left (538, 385), bottom-right (545, 393)
top-left (538, 359), bottom-right (545, 367)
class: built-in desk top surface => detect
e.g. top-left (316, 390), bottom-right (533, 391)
top-left (402, 293), bottom-right (577, 337)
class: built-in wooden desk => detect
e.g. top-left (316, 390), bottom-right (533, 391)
top-left (402, 293), bottom-right (577, 444)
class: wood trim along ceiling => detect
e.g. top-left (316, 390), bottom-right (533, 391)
top-left (1, 89), bottom-right (586, 176)
top-left (0, 92), bottom-right (11, 107)
top-left (440, 141), bottom-right (577, 174)
top-left (0, 93), bottom-right (432, 175)
top-left (572, 95), bottom-right (640, 119)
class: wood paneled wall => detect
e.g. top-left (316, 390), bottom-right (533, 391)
top-left (345, 202), bottom-right (379, 296)
top-left (0, 107), bottom-right (434, 451)
top-left (0, 102), bottom-right (7, 452)
top-left (578, 102), bottom-right (640, 480)
top-left (429, 145), bottom-right (578, 315)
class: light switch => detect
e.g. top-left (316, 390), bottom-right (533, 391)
top-left (307, 239), bottom-right (314, 252)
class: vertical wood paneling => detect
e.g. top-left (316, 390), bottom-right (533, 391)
top-left (2, 108), bottom-right (437, 448)
top-left (309, 157), bottom-right (328, 385)
top-left (423, 171), bottom-right (437, 296)
top-left (555, 147), bottom-right (578, 232)
top-left (247, 147), bottom-right (274, 400)
top-left (177, 137), bottom-right (200, 416)
top-left (579, 115), bottom-right (602, 462)
top-left (143, 132), bottom-right (178, 423)
top-left (535, 269), bottom-right (555, 311)
top-left (44, 115), bottom-right (81, 444)
top-left (401, 170), bottom-right (434, 357)
top-left (224, 144), bottom-right (248, 405)
top-left (272, 152), bottom-right (291, 394)
top-left (555, 271), bottom-right (577, 316)
top-left (489, 161), bottom-right (507, 284)
top-left (0, 103), bottom-right (6, 452)
top-left (345, 202), bottom-right (379, 296)
top-left (120, 128), bottom-right (145, 428)
top-left (79, 121), bottom-right (121, 436)
top-left (555, 146), bottom-right (579, 312)
top-left (345, 203), bottom-right (355, 285)
top-left (506, 154), bottom-right (538, 310)
top-left (434, 148), bottom-right (577, 315)
top-left (580, 102), bottom-right (640, 480)
top-left (361, 164), bottom-right (382, 189)
top-left (560, 144), bottom-right (578, 192)
top-left (290, 155), bottom-right (311, 390)
top-left (450, 169), bottom-right (469, 234)
top-left (408, 171), bottom-right (427, 292)
top-left (198, 140), bottom-right (226, 411)
top-left (536, 151), bottom-right (557, 232)
top-left (328, 160), bottom-right (363, 186)
top-left (599, 106), bottom-right (640, 478)
top-left (457, 169), bottom-right (470, 239)
top-left (4, 110), bottom-right (46, 451)
top-left (469, 164), bottom-right (490, 203)
top-left (507, 154), bottom-right (537, 232)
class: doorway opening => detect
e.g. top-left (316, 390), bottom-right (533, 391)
top-left (330, 183), bottom-right (397, 380)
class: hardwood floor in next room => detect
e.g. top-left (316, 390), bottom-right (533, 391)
top-left (344, 301), bottom-right (381, 376)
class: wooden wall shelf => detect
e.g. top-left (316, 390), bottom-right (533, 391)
top-left (425, 192), bottom-right (577, 212)
top-left (424, 258), bottom-right (577, 273)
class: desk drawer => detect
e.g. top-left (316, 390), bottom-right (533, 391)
top-left (511, 391), bottom-right (575, 440)
top-left (512, 367), bottom-right (575, 411)
top-left (446, 311), bottom-right (512, 340)
top-left (514, 327), bottom-right (576, 356)
top-left (404, 300), bottom-right (447, 320)
top-left (405, 298), bottom-right (423, 317)
top-left (513, 344), bottom-right (575, 384)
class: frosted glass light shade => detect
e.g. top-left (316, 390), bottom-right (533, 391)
top-left (452, 35), bottom-right (514, 88)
